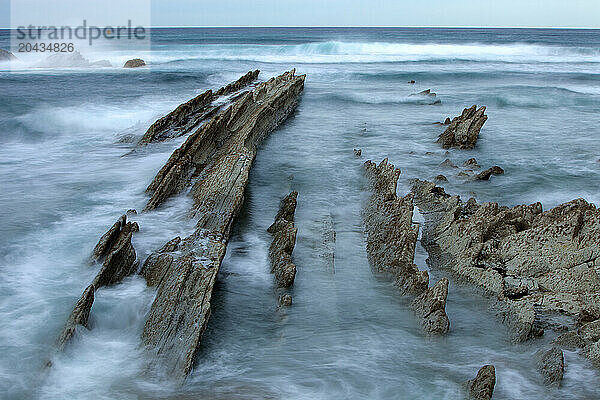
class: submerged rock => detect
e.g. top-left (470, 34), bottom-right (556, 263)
top-left (139, 70), bottom-right (260, 144)
top-left (409, 89), bottom-right (441, 104)
top-left (412, 179), bottom-right (600, 345)
top-left (434, 174), bottom-right (448, 182)
top-left (437, 105), bottom-right (487, 150)
top-left (123, 58), bottom-right (145, 68)
top-left (140, 69), bottom-right (305, 379)
top-left (466, 365), bottom-right (496, 400)
top-left (464, 158), bottom-right (481, 169)
top-left (354, 149), bottom-right (362, 157)
top-left (268, 192), bottom-right (298, 289)
top-left (536, 347), bottom-right (564, 386)
top-left (440, 158), bottom-right (458, 169)
top-left (278, 294), bottom-right (293, 307)
top-left (363, 159), bottom-right (449, 335)
top-left (473, 166), bottom-right (504, 181)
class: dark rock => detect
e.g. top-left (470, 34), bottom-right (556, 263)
top-left (409, 89), bottom-right (441, 104)
top-left (536, 347), bottom-right (564, 386)
top-left (467, 365), bottom-right (496, 400)
top-left (434, 174), bottom-right (448, 182)
top-left (278, 294), bottom-right (293, 307)
top-left (56, 285), bottom-right (94, 350)
top-left (123, 58), bottom-right (145, 68)
top-left (474, 166), bottom-right (504, 181)
top-left (138, 70), bottom-right (260, 145)
top-left (0, 49), bottom-right (17, 62)
top-left (140, 70), bottom-right (305, 379)
top-left (268, 192), bottom-right (298, 288)
top-left (408, 80), bottom-right (416, 84)
top-left (354, 149), bottom-right (362, 157)
top-left (440, 158), bottom-right (458, 169)
top-left (444, 117), bottom-right (451, 125)
top-left (464, 158), bottom-right (481, 169)
top-left (437, 105), bottom-right (488, 150)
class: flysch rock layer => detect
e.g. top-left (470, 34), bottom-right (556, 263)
top-left (138, 70), bottom-right (260, 144)
top-left (437, 105), bottom-right (487, 150)
top-left (466, 365), bottom-right (496, 400)
top-left (412, 179), bottom-right (600, 350)
top-left (56, 214), bottom-right (139, 350)
top-left (140, 70), bottom-right (305, 379)
top-left (363, 159), bottom-right (449, 335)
top-left (267, 191), bottom-right (298, 291)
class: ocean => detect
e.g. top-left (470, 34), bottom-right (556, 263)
top-left (0, 27), bottom-right (599, 399)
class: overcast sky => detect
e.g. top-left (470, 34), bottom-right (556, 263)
top-left (2, 0), bottom-right (599, 28)
top-left (151, 0), bottom-right (600, 28)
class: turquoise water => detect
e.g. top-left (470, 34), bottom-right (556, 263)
top-left (1, 28), bottom-right (599, 399)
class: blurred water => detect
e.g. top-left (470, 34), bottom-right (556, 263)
top-left (1, 27), bottom-right (599, 399)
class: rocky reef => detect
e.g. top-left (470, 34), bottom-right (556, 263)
top-left (138, 70), bottom-right (260, 145)
top-left (267, 192), bottom-right (299, 303)
top-left (411, 179), bottom-right (600, 355)
top-left (56, 214), bottom-right (139, 350)
top-left (123, 58), bottom-right (146, 68)
top-left (437, 105), bottom-right (487, 150)
top-left (139, 69), bottom-right (305, 378)
top-left (466, 365), bottom-right (496, 400)
top-left (363, 159), bottom-right (449, 335)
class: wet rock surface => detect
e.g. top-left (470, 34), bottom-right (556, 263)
top-left (123, 58), bottom-right (146, 68)
top-left (437, 105), bottom-right (487, 150)
top-left (466, 365), bottom-right (496, 400)
top-left (412, 179), bottom-right (600, 344)
top-left (363, 159), bottom-right (449, 335)
top-left (56, 285), bottom-right (94, 350)
top-left (140, 70), bottom-right (305, 378)
top-left (535, 347), bottom-right (564, 386)
top-left (139, 70), bottom-right (260, 145)
top-left (267, 192), bottom-right (298, 289)
top-left (473, 166), bottom-right (504, 181)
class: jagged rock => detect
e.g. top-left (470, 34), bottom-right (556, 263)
top-left (412, 89), bottom-right (437, 98)
top-left (268, 192), bottom-right (298, 288)
top-left (123, 58), bottom-right (146, 68)
top-left (139, 70), bottom-right (260, 144)
top-left (409, 89), bottom-right (441, 104)
top-left (411, 277), bottom-right (450, 335)
top-left (354, 149), bottom-right (362, 157)
top-left (0, 49), bottom-right (16, 62)
top-left (554, 330), bottom-right (586, 351)
top-left (140, 70), bottom-right (305, 379)
top-left (440, 158), bottom-right (458, 169)
top-left (536, 347), bottom-right (564, 386)
top-left (278, 294), bottom-right (293, 307)
top-left (363, 159), bottom-right (449, 335)
top-left (464, 158), bottom-right (481, 169)
top-left (466, 365), bottom-right (496, 400)
top-left (444, 117), bottom-right (451, 125)
top-left (435, 174), bottom-right (448, 182)
top-left (412, 179), bottom-right (600, 345)
top-left (473, 166), bottom-right (504, 181)
top-left (437, 105), bottom-right (487, 150)
top-left (56, 285), bottom-right (94, 350)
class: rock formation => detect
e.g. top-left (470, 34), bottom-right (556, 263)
top-left (123, 58), bottom-right (146, 68)
top-left (0, 49), bottom-right (16, 62)
top-left (140, 69), bottom-right (305, 378)
top-left (363, 159), bottom-right (449, 335)
top-left (412, 179), bottom-right (600, 344)
top-left (56, 214), bottom-right (139, 350)
top-left (139, 70), bottom-right (260, 144)
top-left (267, 192), bottom-right (298, 291)
top-left (466, 365), bottom-right (496, 400)
top-left (554, 318), bottom-right (600, 367)
top-left (437, 105), bottom-right (487, 150)
top-left (473, 166), bottom-right (504, 181)
top-left (409, 89), bottom-right (441, 104)
top-left (535, 347), bottom-right (564, 386)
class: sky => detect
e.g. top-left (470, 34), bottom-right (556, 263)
top-left (2, 0), bottom-right (600, 28)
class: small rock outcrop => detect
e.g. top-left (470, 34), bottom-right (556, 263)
top-left (55, 214), bottom-right (139, 351)
top-left (554, 319), bottom-right (600, 367)
top-left (0, 49), bottom-right (16, 62)
top-left (267, 192), bottom-right (298, 291)
top-left (412, 179), bottom-right (600, 344)
top-left (473, 166), bottom-right (504, 181)
top-left (363, 159), bottom-right (449, 335)
top-left (437, 105), bottom-right (487, 150)
top-left (140, 70), bottom-right (305, 378)
top-left (139, 70), bottom-right (260, 144)
top-left (536, 347), bottom-right (564, 386)
top-left (409, 89), bottom-right (441, 104)
top-left (466, 365), bottom-right (496, 400)
top-left (354, 149), bottom-right (362, 157)
top-left (123, 58), bottom-right (146, 68)
top-left (464, 158), bottom-right (481, 169)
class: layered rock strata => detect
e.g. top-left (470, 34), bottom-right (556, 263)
top-left (363, 159), bottom-right (449, 335)
top-left (57, 214), bottom-right (139, 349)
top-left (139, 70), bottom-right (260, 144)
top-left (267, 192), bottom-right (298, 301)
top-left (412, 180), bottom-right (600, 348)
top-left (437, 105), bottom-right (487, 150)
top-left (140, 70), bottom-right (305, 378)
top-left (466, 365), bottom-right (496, 400)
